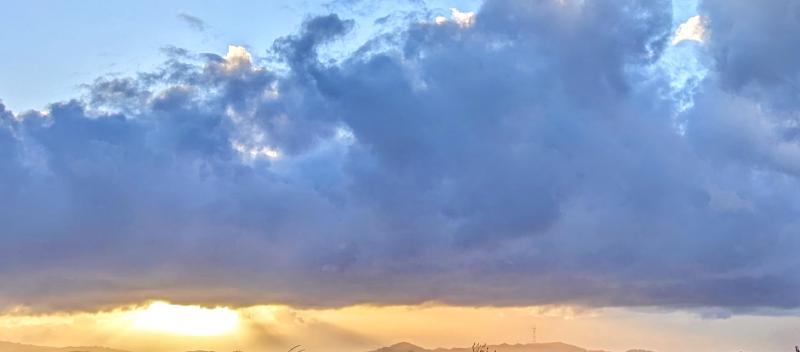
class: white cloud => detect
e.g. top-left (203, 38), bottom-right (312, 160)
top-left (435, 8), bottom-right (476, 28)
top-left (450, 8), bottom-right (476, 28)
top-left (223, 45), bottom-right (253, 72)
top-left (233, 141), bottom-right (281, 161)
top-left (672, 15), bottom-right (706, 45)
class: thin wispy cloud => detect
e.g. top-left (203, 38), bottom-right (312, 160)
top-left (177, 12), bottom-right (209, 32)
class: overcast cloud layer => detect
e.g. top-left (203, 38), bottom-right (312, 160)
top-left (2, 0), bottom-right (800, 313)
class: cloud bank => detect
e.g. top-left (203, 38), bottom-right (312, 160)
top-left (1, 0), bottom-right (799, 313)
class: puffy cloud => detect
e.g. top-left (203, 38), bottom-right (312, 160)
top-left (0, 0), bottom-right (799, 314)
top-left (222, 45), bottom-right (254, 72)
top-left (450, 8), bottom-right (475, 27)
top-left (434, 8), bottom-right (476, 27)
top-left (672, 15), bottom-right (706, 45)
top-left (700, 0), bottom-right (800, 108)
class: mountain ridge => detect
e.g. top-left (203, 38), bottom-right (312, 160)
top-left (0, 340), bottom-right (646, 352)
top-left (0, 341), bottom-right (129, 352)
top-left (368, 341), bottom-right (609, 352)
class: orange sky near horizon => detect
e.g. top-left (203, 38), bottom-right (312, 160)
top-left (0, 301), bottom-right (798, 352)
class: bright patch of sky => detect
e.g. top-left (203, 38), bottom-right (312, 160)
top-left (659, 0), bottom-right (709, 133)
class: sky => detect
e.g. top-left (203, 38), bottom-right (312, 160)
top-left (0, 0), bottom-right (479, 112)
top-left (1, 0), bottom-right (800, 351)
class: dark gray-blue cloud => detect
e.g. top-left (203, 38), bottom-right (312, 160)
top-left (700, 0), bottom-right (800, 107)
top-left (0, 0), bottom-right (799, 313)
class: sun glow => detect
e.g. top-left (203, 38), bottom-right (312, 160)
top-left (129, 301), bottom-right (240, 336)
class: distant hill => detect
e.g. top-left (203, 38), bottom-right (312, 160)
top-left (0, 341), bottom-right (130, 352)
top-left (0, 340), bottom-right (644, 352)
top-left (368, 342), bottom-right (609, 352)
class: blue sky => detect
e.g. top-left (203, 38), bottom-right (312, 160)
top-left (0, 0), bottom-right (480, 111)
top-left (0, 0), bottom-right (699, 112)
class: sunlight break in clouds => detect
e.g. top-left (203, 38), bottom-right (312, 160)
top-left (128, 302), bottom-right (240, 336)
top-left (672, 15), bottom-right (706, 45)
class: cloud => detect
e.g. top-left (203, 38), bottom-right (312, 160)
top-left (672, 15), bottom-right (706, 45)
top-left (178, 12), bottom-right (210, 32)
top-left (451, 8), bottom-right (476, 27)
top-left (222, 45), bottom-right (254, 72)
top-left (700, 0), bottom-right (800, 108)
top-left (434, 8), bottom-right (476, 28)
top-left (0, 0), bottom-right (799, 314)
top-left (272, 14), bottom-right (355, 71)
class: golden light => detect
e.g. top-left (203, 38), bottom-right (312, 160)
top-left (129, 301), bottom-right (240, 336)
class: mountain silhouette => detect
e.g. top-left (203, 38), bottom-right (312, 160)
top-left (367, 342), bottom-right (608, 352)
top-left (0, 340), bottom-right (650, 352)
top-left (0, 341), bottom-right (129, 352)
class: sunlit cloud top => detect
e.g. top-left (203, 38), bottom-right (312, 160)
top-left (672, 15), bottom-right (706, 45)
